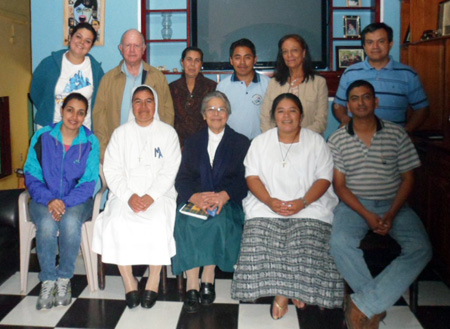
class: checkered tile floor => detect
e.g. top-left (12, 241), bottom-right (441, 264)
top-left (0, 253), bottom-right (449, 329)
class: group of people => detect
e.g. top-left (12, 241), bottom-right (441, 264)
top-left (23, 20), bottom-right (432, 329)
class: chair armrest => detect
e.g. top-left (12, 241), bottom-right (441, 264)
top-left (18, 190), bottom-right (31, 228)
top-left (92, 185), bottom-right (107, 223)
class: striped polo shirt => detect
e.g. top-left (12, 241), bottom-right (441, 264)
top-left (327, 118), bottom-right (421, 200)
top-left (333, 56), bottom-right (429, 126)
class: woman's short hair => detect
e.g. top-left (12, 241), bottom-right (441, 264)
top-left (132, 85), bottom-right (154, 100)
top-left (70, 22), bottom-right (98, 44)
top-left (273, 34), bottom-right (315, 85)
top-left (270, 93), bottom-right (303, 122)
top-left (62, 92), bottom-right (89, 112)
top-left (181, 47), bottom-right (204, 62)
top-left (200, 91), bottom-right (232, 116)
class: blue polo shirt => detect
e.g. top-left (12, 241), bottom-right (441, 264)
top-left (334, 56), bottom-right (429, 126)
top-left (217, 72), bottom-right (270, 139)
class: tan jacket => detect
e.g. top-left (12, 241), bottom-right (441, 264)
top-left (93, 60), bottom-right (174, 160)
top-left (260, 75), bottom-right (328, 134)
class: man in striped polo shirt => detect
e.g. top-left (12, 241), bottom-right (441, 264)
top-left (328, 80), bottom-right (432, 329)
top-left (333, 23), bottom-right (429, 132)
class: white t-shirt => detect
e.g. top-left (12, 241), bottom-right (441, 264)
top-left (242, 127), bottom-right (338, 224)
top-left (53, 52), bottom-right (94, 129)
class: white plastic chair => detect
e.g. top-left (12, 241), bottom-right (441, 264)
top-left (18, 165), bottom-right (108, 294)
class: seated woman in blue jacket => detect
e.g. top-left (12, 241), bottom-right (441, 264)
top-left (24, 93), bottom-right (100, 310)
top-left (172, 91), bottom-right (250, 313)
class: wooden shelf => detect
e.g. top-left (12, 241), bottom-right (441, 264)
top-left (146, 39), bottom-right (188, 43)
top-left (332, 6), bottom-right (377, 10)
top-left (329, 0), bottom-right (380, 70)
top-left (146, 9), bottom-right (187, 13)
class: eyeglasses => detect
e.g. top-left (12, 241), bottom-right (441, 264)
top-left (205, 106), bottom-right (227, 114)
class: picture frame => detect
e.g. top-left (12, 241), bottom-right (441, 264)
top-left (347, 0), bottom-right (362, 7)
top-left (439, 0), bottom-right (450, 36)
top-left (336, 46), bottom-right (365, 70)
top-left (63, 0), bottom-right (105, 46)
top-left (344, 15), bottom-right (361, 38)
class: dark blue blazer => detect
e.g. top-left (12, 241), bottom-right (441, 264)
top-left (175, 125), bottom-right (250, 205)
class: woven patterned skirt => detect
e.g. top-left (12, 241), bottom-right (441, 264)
top-left (231, 217), bottom-right (344, 309)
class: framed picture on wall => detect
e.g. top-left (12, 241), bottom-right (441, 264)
top-left (347, 0), bottom-right (362, 7)
top-left (336, 46), bottom-right (365, 70)
top-left (63, 0), bottom-right (105, 46)
top-left (344, 16), bottom-right (361, 38)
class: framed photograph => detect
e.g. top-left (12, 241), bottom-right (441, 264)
top-left (344, 16), bottom-right (361, 38)
top-left (63, 0), bottom-right (105, 46)
top-left (347, 0), bottom-right (362, 7)
top-left (336, 46), bottom-right (365, 70)
top-left (439, 0), bottom-right (450, 36)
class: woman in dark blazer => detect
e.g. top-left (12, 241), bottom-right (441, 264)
top-left (172, 91), bottom-right (250, 313)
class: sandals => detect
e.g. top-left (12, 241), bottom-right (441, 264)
top-left (270, 297), bottom-right (288, 320)
top-left (292, 298), bottom-right (307, 310)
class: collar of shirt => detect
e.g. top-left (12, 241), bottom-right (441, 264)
top-left (346, 116), bottom-right (384, 136)
top-left (363, 55), bottom-right (394, 70)
top-left (231, 71), bottom-right (260, 83)
top-left (121, 61), bottom-right (144, 78)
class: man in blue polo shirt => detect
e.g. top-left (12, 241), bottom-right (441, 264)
top-left (333, 23), bottom-right (429, 132)
top-left (328, 80), bottom-right (431, 329)
top-left (217, 38), bottom-right (270, 139)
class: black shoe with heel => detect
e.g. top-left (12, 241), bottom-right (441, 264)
top-left (183, 289), bottom-right (200, 313)
top-left (141, 290), bottom-right (158, 309)
top-left (125, 290), bottom-right (140, 309)
top-left (200, 282), bottom-right (216, 305)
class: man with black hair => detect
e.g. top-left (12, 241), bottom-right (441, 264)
top-left (217, 38), bottom-right (269, 139)
top-left (333, 23), bottom-right (429, 132)
top-left (328, 80), bottom-right (431, 329)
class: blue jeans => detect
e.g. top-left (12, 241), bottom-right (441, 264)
top-left (30, 198), bottom-right (93, 282)
top-left (330, 199), bottom-right (432, 318)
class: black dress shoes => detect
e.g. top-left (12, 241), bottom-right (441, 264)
top-left (125, 290), bottom-right (140, 309)
top-left (200, 282), bottom-right (216, 305)
top-left (183, 289), bottom-right (200, 313)
top-left (141, 290), bottom-right (158, 309)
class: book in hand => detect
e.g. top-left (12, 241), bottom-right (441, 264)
top-left (179, 202), bottom-right (209, 220)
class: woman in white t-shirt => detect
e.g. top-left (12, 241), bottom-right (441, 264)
top-left (231, 93), bottom-right (344, 320)
top-left (31, 22), bottom-right (104, 130)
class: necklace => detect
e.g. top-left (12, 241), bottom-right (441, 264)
top-left (278, 130), bottom-right (299, 167)
top-left (137, 127), bottom-right (151, 163)
top-left (137, 141), bottom-right (149, 163)
top-left (290, 76), bottom-right (302, 87)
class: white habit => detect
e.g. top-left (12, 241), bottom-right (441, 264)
top-left (92, 119), bottom-right (181, 265)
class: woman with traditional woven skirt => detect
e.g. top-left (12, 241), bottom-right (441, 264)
top-left (231, 93), bottom-right (344, 320)
top-left (172, 91), bottom-right (250, 313)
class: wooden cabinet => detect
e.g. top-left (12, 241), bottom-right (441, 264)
top-left (411, 143), bottom-right (450, 284)
top-left (402, 0), bottom-right (450, 285)
top-left (400, 0), bottom-right (450, 137)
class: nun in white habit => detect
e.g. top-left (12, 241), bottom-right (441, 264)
top-left (93, 85), bottom-right (181, 309)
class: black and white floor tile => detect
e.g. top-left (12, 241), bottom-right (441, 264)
top-left (0, 253), bottom-right (449, 329)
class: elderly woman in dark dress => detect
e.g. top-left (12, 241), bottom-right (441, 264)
top-left (169, 47), bottom-right (217, 147)
top-left (172, 91), bottom-right (250, 313)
